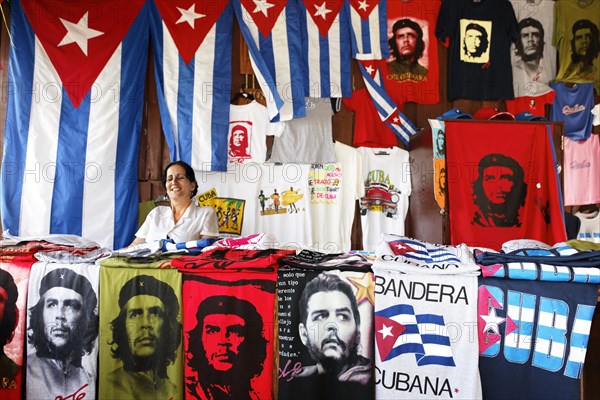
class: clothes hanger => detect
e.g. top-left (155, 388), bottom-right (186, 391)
top-left (231, 74), bottom-right (257, 105)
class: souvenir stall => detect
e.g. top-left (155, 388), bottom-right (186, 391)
top-left (0, 1), bottom-right (599, 399)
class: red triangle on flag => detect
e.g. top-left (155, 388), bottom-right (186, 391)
top-left (388, 240), bottom-right (417, 255)
top-left (349, 0), bottom-right (380, 21)
top-left (154, 0), bottom-right (229, 65)
top-left (375, 315), bottom-right (406, 361)
top-left (22, 0), bottom-right (145, 109)
top-left (384, 109), bottom-right (402, 126)
top-left (240, 0), bottom-right (288, 38)
top-left (302, 0), bottom-right (344, 38)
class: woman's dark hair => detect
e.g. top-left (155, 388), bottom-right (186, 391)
top-left (161, 160), bottom-right (198, 197)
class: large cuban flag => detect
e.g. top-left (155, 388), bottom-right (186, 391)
top-left (233, 0), bottom-right (306, 121)
top-left (297, 0), bottom-right (352, 98)
top-left (1, 0), bottom-right (149, 249)
top-left (348, 0), bottom-right (388, 59)
top-left (150, 0), bottom-right (233, 172)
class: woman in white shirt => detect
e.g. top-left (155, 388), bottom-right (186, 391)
top-left (128, 161), bottom-right (219, 246)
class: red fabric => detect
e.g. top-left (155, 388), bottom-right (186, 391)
top-left (179, 249), bottom-right (286, 399)
top-left (383, 0), bottom-right (441, 105)
top-left (0, 261), bottom-right (34, 400)
top-left (505, 92), bottom-right (556, 117)
top-left (343, 88), bottom-right (401, 148)
top-left (0, 242), bottom-right (99, 260)
top-left (446, 121), bottom-right (566, 249)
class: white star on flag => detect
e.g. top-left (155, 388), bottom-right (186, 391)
top-left (379, 324), bottom-right (394, 339)
top-left (314, 3), bottom-right (332, 20)
top-left (58, 11), bottom-right (104, 56)
top-left (253, 0), bottom-right (275, 17)
top-left (393, 116), bottom-right (400, 124)
top-left (481, 307), bottom-right (506, 335)
top-left (365, 64), bottom-right (375, 75)
top-left (176, 4), bottom-right (206, 29)
top-left (358, 0), bottom-right (370, 11)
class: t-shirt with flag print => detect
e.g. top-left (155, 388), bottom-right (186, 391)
top-left (372, 265), bottom-right (482, 399)
top-left (478, 276), bottom-right (597, 400)
top-left (277, 256), bottom-right (374, 400)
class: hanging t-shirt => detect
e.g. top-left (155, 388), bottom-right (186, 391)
top-left (309, 142), bottom-right (365, 253)
top-left (27, 263), bottom-right (100, 400)
top-left (478, 276), bottom-right (597, 400)
top-left (510, 0), bottom-right (557, 97)
top-left (172, 249), bottom-right (285, 400)
top-left (98, 268), bottom-right (182, 400)
top-left (446, 121), bottom-right (566, 250)
top-left (553, 0), bottom-right (600, 93)
top-left (436, 0), bottom-right (519, 100)
top-left (563, 135), bottom-right (600, 206)
top-left (343, 88), bottom-right (400, 148)
top-left (505, 91), bottom-right (555, 117)
top-left (277, 256), bottom-right (374, 400)
top-left (259, 164), bottom-right (314, 249)
top-left (372, 265), bottom-right (482, 399)
top-left (228, 101), bottom-right (285, 166)
top-left (576, 210), bottom-right (600, 243)
top-left (384, 0), bottom-right (441, 104)
top-left (358, 147), bottom-right (411, 251)
top-left (269, 98), bottom-right (336, 164)
top-left (196, 167), bottom-right (263, 237)
top-left (550, 82), bottom-right (594, 141)
top-left (0, 261), bottom-right (32, 400)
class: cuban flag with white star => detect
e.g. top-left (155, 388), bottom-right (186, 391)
top-left (373, 270), bottom-right (482, 399)
top-left (348, 0), bottom-right (389, 59)
top-left (150, 0), bottom-right (233, 172)
top-left (1, 0), bottom-right (149, 249)
top-left (297, 0), bottom-right (352, 98)
top-left (358, 60), bottom-right (417, 145)
top-left (233, 0), bottom-right (306, 122)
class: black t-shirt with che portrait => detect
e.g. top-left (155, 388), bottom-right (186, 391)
top-left (436, 0), bottom-right (519, 100)
top-left (277, 252), bottom-right (374, 400)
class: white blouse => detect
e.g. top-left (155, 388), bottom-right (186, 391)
top-left (136, 203), bottom-right (219, 243)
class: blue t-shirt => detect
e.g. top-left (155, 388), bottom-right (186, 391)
top-left (550, 82), bottom-right (594, 141)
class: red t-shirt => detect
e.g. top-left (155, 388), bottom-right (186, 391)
top-left (343, 88), bottom-right (401, 148)
top-left (505, 92), bottom-right (556, 117)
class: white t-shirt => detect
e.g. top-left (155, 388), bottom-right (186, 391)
top-left (358, 147), bottom-right (411, 251)
top-left (228, 101), bottom-right (285, 166)
top-left (309, 142), bottom-right (364, 253)
top-left (576, 210), bottom-right (600, 243)
top-left (136, 203), bottom-right (218, 243)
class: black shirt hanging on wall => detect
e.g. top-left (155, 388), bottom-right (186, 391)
top-left (436, 0), bottom-right (519, 100)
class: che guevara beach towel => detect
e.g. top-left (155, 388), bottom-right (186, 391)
top-left (98, 268), bottom-right (183, 400)
top-left (173, 248), bottom-right (290, 400)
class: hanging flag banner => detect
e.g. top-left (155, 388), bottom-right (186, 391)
top-left (233, 0), bottom-right (306, 122)
top-left (348, 0), bottom-right (389, 59)
top-left (150, 0), bottom-right (233, 172)
top-left (1, 0), bottom-right (149, 249)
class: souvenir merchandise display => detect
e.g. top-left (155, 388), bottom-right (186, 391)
top-left (277, 251), bottom-right (374, 400)
top-left (269, 98), bottom-right (337, 164)
top-left (550, 82), bottom-right (595, 141)
top-left (28, 264), bottom-right (100, 400)
top-left (510, 0), bottom-right (557, 97)
top-left (309, 142), bottom-right (365, 253)
top-left (563, 135), bottom-right (600, 205)
top-left (553, 0), bottom-right (600, 93)
top-left (358, 147), bottom-right (411, 251)
top-left (343, 88), bottom-right (402, 148)
top-left (446, 121), bottom-right (566, 250)
top-left (384, 0), bottom-right (441, 104)
top-left (98, 268), bottom-right (182, 400)
top-left (227, 101), bottom-right (285, 166)
top-left (436, 0), bottom-right (519, 100)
